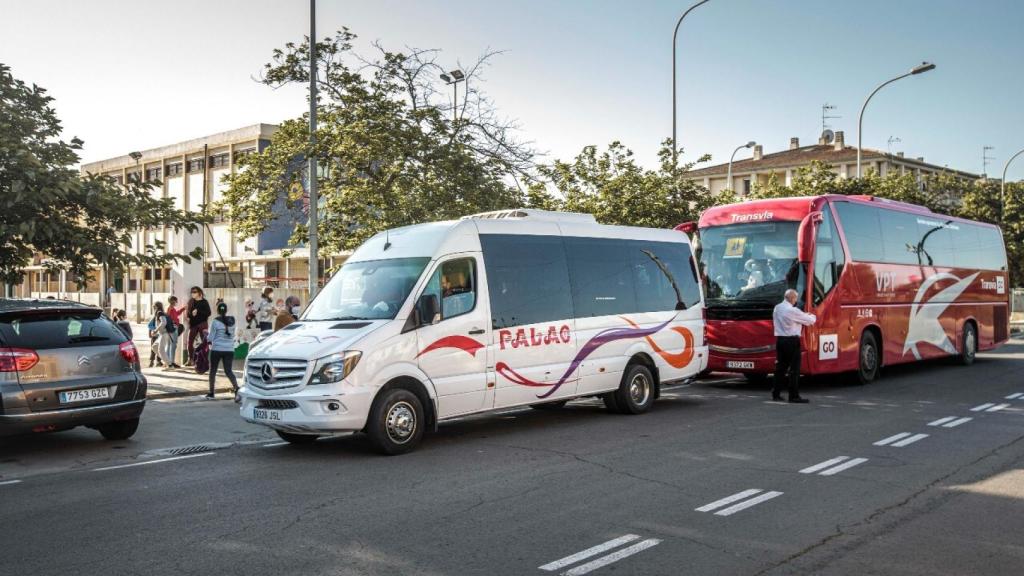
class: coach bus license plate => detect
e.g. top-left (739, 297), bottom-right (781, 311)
top-left (254, 408), bottom-right (282, 422)
top-left (726, 361), bottom-right (755, 370)
top-left (59, 387), bottom-right (110, 404)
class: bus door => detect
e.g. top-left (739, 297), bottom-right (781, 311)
top-left (805, 206), bottom-right (846, 372)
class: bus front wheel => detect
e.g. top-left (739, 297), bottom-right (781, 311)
top-left (857, 331), bottom-right (881, 385)
top-left (612, 364), bottom-right (656, 415)
top-left (957, 322), bottom-right (977, 366)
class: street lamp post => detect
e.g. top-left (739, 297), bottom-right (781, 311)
top-left (129, 151), bottom-right (143, 321)
top-left (1001, 147), bottom-right (1024, 218)
top-left (308, 0), bottom-right (319, 301)
top-left (727, 141), bottom-right (756, 192)
top-left (671, 0), bottom-right (711, 168)
top-left (440, 69), bottom-right (466, 124)
top-left (857, 62), bottom-right (935, 178)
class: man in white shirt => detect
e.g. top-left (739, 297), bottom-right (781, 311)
top-left (773, 289), bottom-right (817, 403)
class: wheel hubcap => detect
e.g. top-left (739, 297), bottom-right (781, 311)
top-left (966, 330), bottom-right (976, 358)
top-left (863, 344), bottom-right (877, 374)
top-left (385, 401), bottom-right (416, 444)
top-left (629, 373), bottom-right (650, 405)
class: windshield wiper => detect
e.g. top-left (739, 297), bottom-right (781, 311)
top-left (707, 299), bottom-right (775, 308)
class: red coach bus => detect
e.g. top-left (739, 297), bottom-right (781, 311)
top-left (678, 195), bottom-right (1010, 384)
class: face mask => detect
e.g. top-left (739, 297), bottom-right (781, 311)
top-left (291, 306), bottom-right (301, 316)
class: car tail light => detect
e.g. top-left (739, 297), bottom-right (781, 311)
top-left (0, 348), bottom-right (39, 372)
top-left (119, 341), bottom-right (139, 364)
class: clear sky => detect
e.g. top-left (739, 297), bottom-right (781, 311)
top-left (3, 0), bottom-right (1023, 180)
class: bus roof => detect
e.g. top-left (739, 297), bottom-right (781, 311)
top-left (697, 194), bottom-right (997, 230)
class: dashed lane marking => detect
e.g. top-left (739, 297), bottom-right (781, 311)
top-left (539, 534), bottom-right (640, 572)
top-left (874, 432), bottom-right (929, 447)
top-left (874, 433), bottom-right (912, 446)
top-left (818, 458), bottom-right (869, 476)
top-left (561, 539), bottom-right (662, 576)
top-left (0, 480), bottom-right (22, 486)
top-left (695, 489), bottom-right (784, 516)
top-left (890, 433), bottom-right (929, 448)
top-left (943, 417), bottom-right (972, 428)
top-left (712, 491), bottom-right (784, 516)
top-left (1006, 392), bottom-right (1023, 400)
top-left (695, 489), bottom-right (763, 513)
top-left (985, 403), bottom-right (1011, 413)
top-left (928, 417), bottom-right (958, 427)
top-left (971, 403), bottom-right (996, 412)
top-left (262, 442), bottom-right (290, 448)
top-left (800, 457), bottom-right (850, 474)
top-left (92, 452), bottom-right (214, 472)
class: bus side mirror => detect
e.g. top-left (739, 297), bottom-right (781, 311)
top-left (417, 294), bottom-right (440, 326)
top-left (797, 211), bottom-right (823, 263)
top-left (675, 221), bottom-right (698, 235)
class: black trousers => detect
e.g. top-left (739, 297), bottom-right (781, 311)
top-left (209, 350), bottom-right (239, 395)
top-left (774, 336), bottom-right (802, 397)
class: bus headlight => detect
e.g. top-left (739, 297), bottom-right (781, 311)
top-left (310, 351), bottom-right (362, 385)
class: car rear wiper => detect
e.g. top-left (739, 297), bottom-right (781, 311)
top-left (68, 336), bottom-right (110, 343)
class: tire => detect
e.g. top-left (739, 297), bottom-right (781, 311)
top-left (97, 418), bottom-right (140, 441)
top-left (958, 322), bottom-right (977, 366)
top-left (276, 430), bottom-right (320, 444)
top-left (530, 400), bottom-right (568, 410)
top-left (857, 331), bottom-right (881, 385)
top-left (366, 388), bottom-right (425, 455)
top-left (602, 393), bottom-right (621, 413)
top-left (613, 364), bottom-right (656, 415)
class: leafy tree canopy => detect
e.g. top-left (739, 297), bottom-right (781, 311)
top-left (0, 64), bottom-right (206, 286)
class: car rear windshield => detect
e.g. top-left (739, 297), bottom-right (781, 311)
top-left (0, 312), bottom-right (127, 349)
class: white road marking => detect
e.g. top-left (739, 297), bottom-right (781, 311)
top-left (890, 433), bottom-right (929, 447)
top-left (943, 417), bottom-right (972, 428)
top-left (800, 456), bottom-right (849, 474)
top-left (539, 534), bottom-right (640, 572)
top-left (986, 403), bottom-right (1011, 413)
top-left (713, 491), bottom-right (784, 516)
top-left (971, 403), bottom-right (996, 412)
top-left (1006, 392), bottom-right (1023, 400)
top-left (928, 416), bottom-right (957, 427)
top-left (561, 539), bottom-right (662, 576)
top-left (0, 480), bottom-right (22, 486)
top-left (262, 442), bottom-right (290, 447)
top-left (874, 432), bottom-right (912, 446)
top-left (818, 458), bottom-right (869, 476)
top-left (695, 488), bottom-right (763, 513)
top-left (92, 452), bottom-right (214, 471)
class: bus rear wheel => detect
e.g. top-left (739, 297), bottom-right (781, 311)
top-left (857, 331), bottom-right (880, 385)
top-left (957, 322), bottom-right (977, 366)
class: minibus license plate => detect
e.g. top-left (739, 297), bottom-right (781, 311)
top-left (726, 361), bottom-right (755, 370)
top-left (253, 408), bottom-right (282, 422)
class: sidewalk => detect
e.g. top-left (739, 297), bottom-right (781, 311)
top-left (128, 322), bottom-right (242, 399)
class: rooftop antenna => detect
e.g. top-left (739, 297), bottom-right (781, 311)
top-left (887, 136), bottom-right (902, 155)
top-left (383, 228), bottom-right (391, 251)
top-left (822, 102), bottom-right (840, 133)
top-left (982, 145), bottom-right (995, 177)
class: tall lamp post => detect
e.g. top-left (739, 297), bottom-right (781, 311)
top-left (1001, 147), bottom-right (1024, 218)
top-left (671, 0), bottom-right (711, 168)
top-left (440, 69), bottom-right (466, 124)
top-left (129, 151), bottom-right (143, 321)
top-left (308, 0), bottom-right (319, 300)
top-left (727, 141), bottom-right (756, 192)
top-left (857, 62), bottom-right (935, 177)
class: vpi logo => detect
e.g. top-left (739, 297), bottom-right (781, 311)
top-left (904, 272), bottom-right (979, 360)
top-left (875, 272), bottom-right (897, 293)
top-left (260, 362), bottom-right (276, 384)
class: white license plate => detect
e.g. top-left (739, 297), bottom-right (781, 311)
top-left (726, 361), bottom-right (755, 370)
top-left (59, 387), bottom-right (110, 404)
top-left (253, 408), bottom-right (282, 422)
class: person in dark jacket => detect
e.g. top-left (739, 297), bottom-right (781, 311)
top-left (185, 286), bottom-right (211, 367)
top-left (205, 301), bottom-right (239, 401)
top-left (114, 309), bottom-right (133, 340)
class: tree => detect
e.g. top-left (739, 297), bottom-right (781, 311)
top-left (531, 140), bottom-right (712, 229)
top-left (223, 28), bottom-right (540, 254)
top-left (0, 64), bottom-right (206, 287)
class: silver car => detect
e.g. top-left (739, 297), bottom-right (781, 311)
top-left (0, 299), bottom-right (147, 440)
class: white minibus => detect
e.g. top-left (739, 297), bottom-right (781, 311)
top-left (239, 209), bottom-right (707, 454)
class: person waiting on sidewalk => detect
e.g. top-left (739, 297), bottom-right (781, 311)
top-left (114, 309), bottom-right (133, 340)
top-left (147, 308), bottom-right (163, 368)
top-left (205, 301), bottom-right (239, 401)
top-left (163, 296), bottom-right (183, 368)
top-left (185, 286), bottom-right (211, 366)
top-left (273, 295), bottom-right (302, 331)
top-left (151, 302), bottom-right (174, 370)
top-left (772, 289), bottom-right (817, 403)
top-left (255, 286), bottom-right (277, 331)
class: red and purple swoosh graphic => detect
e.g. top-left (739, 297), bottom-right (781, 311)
top-left (419, 317), bottom-right (694, 399)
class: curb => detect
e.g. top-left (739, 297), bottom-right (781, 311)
top-left (147, 386), bottom-right (237, 400)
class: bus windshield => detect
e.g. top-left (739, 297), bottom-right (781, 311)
top-left (697, 221), bottom-right (802, 308)
top-left (303, 257), bottom-right (431, 321)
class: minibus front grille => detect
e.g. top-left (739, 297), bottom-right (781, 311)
top-left (246, 358), bottom-right (309, 390)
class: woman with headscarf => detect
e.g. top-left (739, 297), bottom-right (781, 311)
top-left (205, 301), bottom-right (240, 401)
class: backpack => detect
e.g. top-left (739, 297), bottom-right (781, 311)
top-left (193, 332), bottom-right (211, 374)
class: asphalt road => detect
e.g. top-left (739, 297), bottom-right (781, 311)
top-left (2, 340), bottom-right (1023, 576)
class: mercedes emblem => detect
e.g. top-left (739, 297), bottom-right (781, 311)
top-left (261, 362), bottom-right (275, 383)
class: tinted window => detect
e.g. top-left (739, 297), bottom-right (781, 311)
top-left (833, 203), bottom-right (885, 262)
top-left (878, 209), bottom-right (919, 265)
top-left (633, 240), bottom-right (702, 312)
top-left (977, 226), bottom-right (1008, 271)
top-left (564, 238), bottom-right (638, 317)
top-left (420, 258), bottom-right (477, 321)
top-left (480, 234), bottom-right (574, 329)
top-left (914, 216), bottom-right (956, 267)
top-left (0, 312), bottom-right (126, 349)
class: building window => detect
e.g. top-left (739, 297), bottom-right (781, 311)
top-left (165, 162), bottom-right (183, 177)
top-left (743, 179), bottom-right (752, 195)
top-left (233, 147), bottom-right (257, 162)
top-left (126, 171), bottom-right (141, 184)
top-left (209, 153), bottom-right (230, 168)
top-left (111, 174), bottom-right (124, 185)
top-left (187, 158), bottom-right (205, 173)
top-left (145, 167), bottom-right (161, 182)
